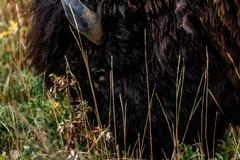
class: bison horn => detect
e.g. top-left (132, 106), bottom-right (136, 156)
top-left (61, 0), bottom-right (104, 45)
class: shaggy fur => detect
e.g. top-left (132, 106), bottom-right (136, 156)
top-left (27, 0), bottom-right (240, 159)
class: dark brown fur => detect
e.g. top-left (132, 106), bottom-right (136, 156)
top-left (27, 0), bottom-right (240, 159)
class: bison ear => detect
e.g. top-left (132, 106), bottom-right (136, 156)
top-left (61, 0), bottom-right (104, 45)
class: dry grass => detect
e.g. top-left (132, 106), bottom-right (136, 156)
top-left (0, 1), bottom-right (240, 160)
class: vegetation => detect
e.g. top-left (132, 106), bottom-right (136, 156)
top-left (0, 0), bottom-right (239, 159)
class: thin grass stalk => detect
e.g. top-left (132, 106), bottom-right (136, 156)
top-left (86, 128), bottom-right (109, 153)
top-left (137, 133), bottom-right (141, 159)
top-left (212, 111), bottom-right (219, 156)
top-left (64, 56), bottom-right (84, 101)
top-left (109, 55), bottom-right (118, 154)
top-left (119, 94), bottom-right (127, 157)
top-left (175, 55), bottom-right (180, 157)
top-left (9, 104), bottom-right (19, 151)
top-left (227, 53), bottom-right (240, 80)
top-left (175, 56), bottom-right (185, 158)
top-left (140, 86), bottom-right (155, 159)
top-left (204, 46), bottom-right (210, 158)
top-left (208, 90), bottom-right (223, 114)
top-left (155, 94), bottom-right (174, 142)
top-left (155, 94), bottom-right (175, 160)
top-left (68, 5), bottom-right (101, 127)
top-left (144, 29), bottom-right (150, 104)
top-left (0, 120), bottom-right (14, 143)
top-left (182, 74), bottom-right (204, 143)
top-left (144, 29), bottom-right (153, 160)
top-left (200, 88), bottom-right (204, 156)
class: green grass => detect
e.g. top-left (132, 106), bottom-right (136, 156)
top-left (0, 1), bottom-right (240, 160)
top-left (0, 3), bottom-right (113, 158)
top-left (0, 1), bottom-right (69, 159)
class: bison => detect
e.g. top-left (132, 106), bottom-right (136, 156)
top-left (27, 0), bottom-right (240, 159)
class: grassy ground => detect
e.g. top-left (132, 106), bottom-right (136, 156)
top-left (0, 1), bottom-right (240, 160)
top-left (0, 1), bottom-right (115, 159)
top-left (0, 1), bottom-right (65, 159)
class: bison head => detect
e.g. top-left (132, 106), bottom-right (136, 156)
top-left (27, 0), bottom-right (240, 159)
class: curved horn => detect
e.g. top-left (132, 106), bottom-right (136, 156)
top-left (61, 0), bottom-right (104, 45)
